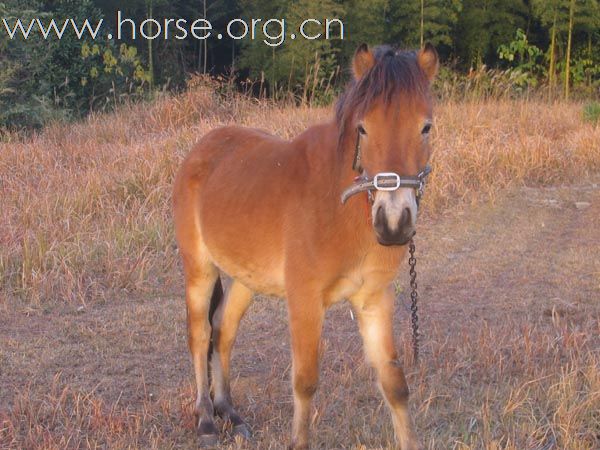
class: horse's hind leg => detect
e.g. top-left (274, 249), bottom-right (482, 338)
top-left (210, 280), bottom-right (253, 438)
top-left (182, 253), bottom-right (220, 445)
top-left (174, 158), bottom-right (224, 444)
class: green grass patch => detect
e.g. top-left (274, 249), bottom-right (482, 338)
top-left (583, 102), bottom-right (600, 124)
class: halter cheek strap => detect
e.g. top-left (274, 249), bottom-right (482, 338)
top-left (352, 128), bottom-right (363, 172)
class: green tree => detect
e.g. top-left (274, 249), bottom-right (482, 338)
top-left (497, 28), bottom-right (545, 87)
top-left (345, 0), bottom-right (388, 46)
top-left (532, 0), bottom-right (568, 89)
top-left (238, 0), bottom-right (343, 100)
top-left (574, 0), bottom-right (600, 91)
top-left (455, 0), bottom-right (528, 68)
top-left (95, 0), bottom-right (203, 87)
top-left (0, 0), bottom-right (149, 129)
top-left (565, 0), bottom-right (576, 98)
top-left (0, 1), bottom-right (65, 128)
top-left (532, 0), bottom-right (599, 96)
top-left (388, 0), bottom-right (461, 52)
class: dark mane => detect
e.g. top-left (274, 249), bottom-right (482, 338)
top-left (335, 45), bottom-right (429, 146)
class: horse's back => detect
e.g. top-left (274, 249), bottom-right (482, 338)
top-left (177, 126), bottom-right (284, 184)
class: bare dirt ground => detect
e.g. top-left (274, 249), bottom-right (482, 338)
top-left (1, 181), bottom-right (599, 449)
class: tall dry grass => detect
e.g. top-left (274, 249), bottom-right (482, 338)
top-left (1, 78), bottom-right (599, 304)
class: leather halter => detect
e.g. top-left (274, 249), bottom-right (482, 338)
top-left (341, 128), bottom-right (432, 205)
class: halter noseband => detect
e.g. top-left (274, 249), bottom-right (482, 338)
top-left (341, 128), bottom-right (432, 205)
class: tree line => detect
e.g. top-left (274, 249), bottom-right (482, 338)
top-left (1, 0), bottom-right (599, 129)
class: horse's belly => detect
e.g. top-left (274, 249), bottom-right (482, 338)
top-left (197, 178), bottom-right (288, 294)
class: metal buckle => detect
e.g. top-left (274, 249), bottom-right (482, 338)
top-left (373, 172), bottom-right (401, 191)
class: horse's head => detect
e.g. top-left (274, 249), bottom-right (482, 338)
top-left (338, 43), bottom-right (439, 246)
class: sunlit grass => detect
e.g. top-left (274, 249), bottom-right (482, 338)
top-left (1, 77), bottom-right (599, 305)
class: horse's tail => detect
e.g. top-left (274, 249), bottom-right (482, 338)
top-left (207, 276), bottom-right (223, 361)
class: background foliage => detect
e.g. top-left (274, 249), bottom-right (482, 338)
top-left (1, 0), bottom-right (599, 129)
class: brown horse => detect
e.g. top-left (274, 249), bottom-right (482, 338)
top-left (173, 43), bottom-right (438, 449)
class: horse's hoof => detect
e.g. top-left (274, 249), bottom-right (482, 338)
top-left (232, 423), bottom-right (252, 439)
top-left (288, 441), bottom-right (309, 450)
top-left (198, 432), bottom-right (219, 447)
top-left (197, 420), bottom-right (219, 447)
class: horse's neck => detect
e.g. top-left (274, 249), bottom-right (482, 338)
top-left (322, 123), bottom-right (374, 237)
top-left (313, 121), bottom-right (362, 191)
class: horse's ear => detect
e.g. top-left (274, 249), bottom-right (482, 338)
top-left (417, 43), bottom-right (439, 81)
top-left (353, 43), bottom-right (375, 79)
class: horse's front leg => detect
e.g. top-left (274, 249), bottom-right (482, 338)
top-left (286, 288), bottom-right (325, 450)
top-left (351, 286), bottom-right (419, 450)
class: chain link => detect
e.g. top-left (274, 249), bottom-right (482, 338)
top-left (408, 238), bottom-right (419, 364)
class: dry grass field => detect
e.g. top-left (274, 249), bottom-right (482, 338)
top-left (1, 80), bottom-right (599, 449)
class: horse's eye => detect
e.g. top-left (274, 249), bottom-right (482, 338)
top-left (421, 123), bottom-right (432, 135)
top-left (357, 124), bottom-right (367, 135)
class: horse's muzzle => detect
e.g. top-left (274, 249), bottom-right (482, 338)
top-left (374, 206), bottom-right (416, 246)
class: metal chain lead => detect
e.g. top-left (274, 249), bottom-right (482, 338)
top-left (408, 238), bottom-right (419, 364)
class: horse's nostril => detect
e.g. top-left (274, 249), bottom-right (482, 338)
top-left (400, 207), bottom-right (411, 226)
top-left (374, 205), bottom-right (386, 234)
top-left (375, 205), bottom-right (385, 222)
